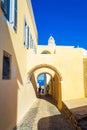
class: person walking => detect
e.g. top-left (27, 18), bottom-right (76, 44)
top-left (46, 85), bottom-right (49, 94)
top-left (38, 86), bottom-right (41, 97)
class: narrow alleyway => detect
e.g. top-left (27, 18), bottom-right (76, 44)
top-left (15, 95), bottom-right (75, 130)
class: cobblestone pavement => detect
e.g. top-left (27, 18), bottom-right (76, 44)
top-left (16, 97), bottom-right (75, 130)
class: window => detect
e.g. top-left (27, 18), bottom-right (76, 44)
top-left (14, 0), bottom-right (17, 30)
top-left (30, 34), bottom-right (35, 49)
top-left (1, 0), bottom-right (17, 30)
top-left (2, 51), bottom-right (11, 79)
top-left (33, 43), bottom-right (37, 54)
top-left (30, 34), bottom-right (33, 49)
top-left (24, 19), bottom-right (29, 49)
top-left (1, 0), bottom-right (8, 18)
top-left (24, 18), bottom-right (36, 51)
top-left (29, 34), bottom-right (37, 53)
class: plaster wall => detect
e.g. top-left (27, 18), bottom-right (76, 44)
top-left (0, 0), bottom-right (37, 129)
top-left (0, 0), bottom-right (86, 129)
top-left (83, 57), bottom-right (87, 97)
top-left (28, 47), bottom-right (84, 100)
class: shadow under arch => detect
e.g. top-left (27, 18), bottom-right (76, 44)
top-left (28, 64), bottom-right (63, 110)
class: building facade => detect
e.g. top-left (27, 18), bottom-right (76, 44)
top-left (0, 0), bottom-right (38, 129)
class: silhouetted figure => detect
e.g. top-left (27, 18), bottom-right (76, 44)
top-left (46, 85), bottom-right (49, 94)
top-left (38, 86), bottom-right (41, 94)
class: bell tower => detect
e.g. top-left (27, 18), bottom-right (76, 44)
top-left (48, 35), bottom-right (55, 46)
top-left (48, 35), bottom-right (56, 53)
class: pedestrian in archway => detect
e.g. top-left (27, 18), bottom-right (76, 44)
top-left (38, 86), bottom-right (41, 95)
top-left (46, 85), bottom-right (49, 94)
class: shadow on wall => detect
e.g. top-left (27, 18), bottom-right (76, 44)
top-left (30, 72), bottom-right (37, 96)
top-left (5, 25), bottom-right (37, 129)
top-left (0, 21), bottom-right (23, 130)
top-left (83, 58), bottom-right (87, 97)
top-left (47, 73), bottom-right (59, 103)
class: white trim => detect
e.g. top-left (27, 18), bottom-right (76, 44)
top-left (2, 15), bottom-right (15, 32)
top-left (9, 0), bottom-right (15, 24)
top-left (25, 25), bottom-right (28, 48)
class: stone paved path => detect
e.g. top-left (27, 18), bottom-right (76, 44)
top-left (16, 97), bottom-right (75, 130)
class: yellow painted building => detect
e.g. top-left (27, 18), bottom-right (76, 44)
top-left (0, 0), bottom-right (87, 129)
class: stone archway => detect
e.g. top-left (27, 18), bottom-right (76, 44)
top-left (28, 64), bottom-right (62, 80)
top-left (28, 64), bottom-right (63, 109)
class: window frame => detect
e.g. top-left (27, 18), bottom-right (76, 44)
top-left (2, 51), bottom-right (11, 80)
top-left (24, 18), bottom-right (30, 49)
top-left (1, 0), bottom-right (17, 31)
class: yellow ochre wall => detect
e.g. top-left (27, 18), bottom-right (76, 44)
top-left (52, 74), bottom-right (59, 102)
top-left (0, 0), bottom-right (86, 129)
top-left (83, 56), bottom-right (87, 97)
top-left (0, 0), bottom-right (37, 130)
top-left (28, 46), bottom-right (85, 100)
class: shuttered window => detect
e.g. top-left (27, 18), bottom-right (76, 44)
top-left (14, 0), bottom-right (17, 30)
top-left (33, 43), bottom-right (37, 54)
top-left (1, 0), bottom-right (17, 30)
top-left (2, 51), bottom-right (11, 79)
top-left (30, 34), bottom-right (33, 49)
top-left (1, 0), bottom-right (9, 20)
top-left (9, 0), bottom-right (15, 23)
top-left (24, 19), bottom-right (29, 49)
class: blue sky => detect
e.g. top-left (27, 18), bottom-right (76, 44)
top-left (37, 74), bottom-right (45, 86)
top-left (31, 0), bottom-right (87, 49)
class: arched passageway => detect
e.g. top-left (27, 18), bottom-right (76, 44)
top-left (28, 64), bottom-right (62, 109)
top-left (37, 73), bottom-right (52, 96)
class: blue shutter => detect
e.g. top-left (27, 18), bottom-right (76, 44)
top-left (14, 0), bottom-right (17, 30)
top-left (24, 20), bottom-right (26, 46)
top-left (1, 0), bottom-right (17, 30)
top-left (30, 34), bottom-right (31, 48)
top-left (7, 0), bottom-right (10, 21)
top-left (1, 0), bottom-right (10, 20)
top-left (28, 26), bottom-right (30, 49)
top-left (27, 26), bottom-right (29, 49)
top-left (30, 34), bottom-right (33, 49)
top-left (1, 0), bottom-right (5, 13)
top-left (29, 29), bottom-right (31, 48)
top-left (24, 18), bottom-right (29, 49)
top-left (25, 25), bottom-right (28, 48)
top-left (33, 43), bottom-right (37, 54)
top-left (31, 38), bottom-right (33, 49)
top-left (25, 25), bottom-right (29, 49)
